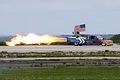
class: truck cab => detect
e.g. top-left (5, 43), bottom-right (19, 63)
top-left (85, 35), bottom-right (113, 46)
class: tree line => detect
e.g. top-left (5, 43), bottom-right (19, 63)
top-left (110, 34), bottom-right (120, 43)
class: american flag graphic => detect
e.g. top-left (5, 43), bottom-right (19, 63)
top-left (74, 24), bottom-right (85, 32)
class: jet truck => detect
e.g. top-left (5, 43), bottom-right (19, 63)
top-left (67, 35), bottom-right (113, 46)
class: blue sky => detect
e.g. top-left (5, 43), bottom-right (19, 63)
top-left (0, 0), bottom-right (120, 35)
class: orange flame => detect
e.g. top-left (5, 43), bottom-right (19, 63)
top-left (6, 33), bottom-right (67, 46)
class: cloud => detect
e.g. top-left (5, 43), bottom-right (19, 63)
top-left (95, 0), bottom-right (120, 10)
top-left (0, 0), bottom-right (120, 35)
top-left (0, 0), bottom-right (93, 12)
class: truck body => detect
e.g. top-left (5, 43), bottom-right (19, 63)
top-left (67, 35), bottom-right (113, 46)
top-left (67, 36), bottom-right (85, 46)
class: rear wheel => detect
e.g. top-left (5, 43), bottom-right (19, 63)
top-left (101, 42), bottom-right (106, 46)
top-left (74, 42), bottom-right (79, 46)
top-left (79, 44), bottom-right (82, 46)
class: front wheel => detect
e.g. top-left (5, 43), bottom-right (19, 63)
top-left (101, 42), bottom-right (106, 46)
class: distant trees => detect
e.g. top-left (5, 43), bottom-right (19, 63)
top-left (0, 41), bottom-right (7, 46)
top-left (110, 34), bottom-right (120, 43)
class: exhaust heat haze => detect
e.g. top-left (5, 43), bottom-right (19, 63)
top-left (6, 33), bottom-right (67, 46)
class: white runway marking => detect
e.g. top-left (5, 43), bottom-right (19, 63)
top-left (1, 57), bottom-right (120, 61)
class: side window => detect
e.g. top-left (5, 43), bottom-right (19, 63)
top-left (89, 36), bottom-right (95, 39)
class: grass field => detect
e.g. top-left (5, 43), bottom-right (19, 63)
top-left (0, 51), bottom-right (120, 58)
top-left (0, 68), bottom-right (120, 80)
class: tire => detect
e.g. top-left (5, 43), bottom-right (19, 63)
top-left (79, 44), bottom-right (82, 46)
top-left (101, 42), bottom-right (106, 46)
top-left (74, 42), bottom-right (79, 46)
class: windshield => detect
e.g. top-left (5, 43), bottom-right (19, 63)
top-left (96, 36), bottom-right (103, 40)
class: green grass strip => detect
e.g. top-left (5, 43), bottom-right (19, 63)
top-left (0, 67), bottom-right (120, 80)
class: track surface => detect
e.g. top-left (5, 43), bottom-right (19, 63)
top-left (0, 45), bottom-right (120, 52)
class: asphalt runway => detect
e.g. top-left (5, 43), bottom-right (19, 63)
top-left (0, 45), bottom-right (120, 52)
